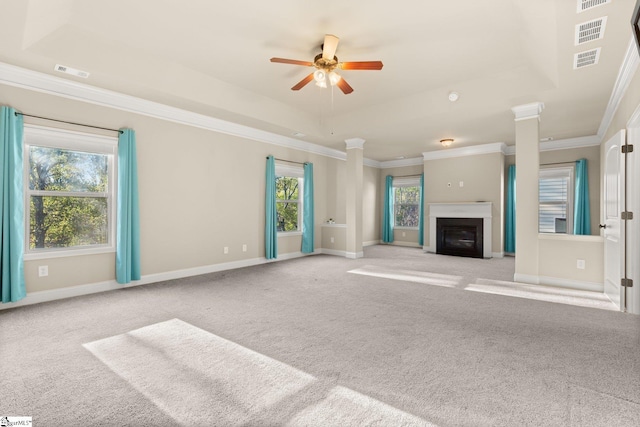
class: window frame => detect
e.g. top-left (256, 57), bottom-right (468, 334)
top-left (538, 165), bottom-right (575, 234)
top-left (23, 125), bottom-right (118, 260)
top-left (275, 163), bottom-right (304, 236)
top-left (392, 177), bottom-right (421, 230)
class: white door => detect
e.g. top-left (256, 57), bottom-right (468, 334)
top-left (603, 130), bottom-right (625, 310)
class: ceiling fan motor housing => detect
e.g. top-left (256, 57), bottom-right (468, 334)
top-left (313, 53), bottom-right (339, 71)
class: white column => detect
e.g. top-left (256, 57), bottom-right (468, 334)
top-left (511, 102), bottom-right (544, 283)
top-left (345, 138), bottom-right (365, 259)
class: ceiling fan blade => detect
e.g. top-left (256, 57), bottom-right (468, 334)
top-left (291, 73), bottom-right (315, 91)
top-left (270, 58), bottom-right (314, 67)
top-left (322, 34), bottom-right (340, 60)
top-left (340, 61), bottom-right (384, 70)
top-left (336, 77), bottom-right (354, 94)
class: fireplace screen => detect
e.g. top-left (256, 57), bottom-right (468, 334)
top-left (436, 217), bottom-right (483, 258)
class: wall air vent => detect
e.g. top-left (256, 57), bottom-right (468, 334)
top-left (54, 64), bottom-right (90, 78)
top-left (575, 17), bottom-right (607, 45)
top-left (577, 0), bottom-right (611, 13)
top-left (573, 48), bottom-right (601, 69)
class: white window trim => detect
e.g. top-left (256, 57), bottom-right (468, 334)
top-left (392, 177), bottom-right (421, 229)
top-left (23, 125), bottom-right (118, 260)
top-left (275, 162), bottom-right (304, 234)
top-left (539, 164), bottom-right (575, 234)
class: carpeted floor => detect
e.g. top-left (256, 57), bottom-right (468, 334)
top-left (1, 245), bottom-right (639, 426)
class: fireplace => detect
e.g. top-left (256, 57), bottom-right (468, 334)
top-left (436, 217), bottom-right (483, 258)
top-left (428, 202), bottom-right (493, 258)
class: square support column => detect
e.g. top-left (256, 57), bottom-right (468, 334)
top-left (345, 138), bottom-right (365, 259)
top-left (512, 102), bottom-right (544, 283)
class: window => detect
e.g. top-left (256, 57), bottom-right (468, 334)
top-left (393, 177), bottom-right (421, 228)
top-left (24, 125), bottom-right (117, 257)
top-left (275, 163), bottom-right (304, 233)
top-left (539, 166), bottom-right (574, 233)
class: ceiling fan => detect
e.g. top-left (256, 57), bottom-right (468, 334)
top-left (270, 34), bottom-right (383, 94)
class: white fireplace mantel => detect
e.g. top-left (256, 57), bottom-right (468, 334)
top-left (428, 202), bottom-right (492, 258)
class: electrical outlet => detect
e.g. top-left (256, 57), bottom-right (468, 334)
top-left (330, 237), bottom-right (334, 243)
top-left (242, 244), bottom-right (247, 252)
top-left (459, 181), bottom-right (464, 187)
top-left (223, 247), bottom-right (229, 254)
top-left (402, 231), bottom-right (406, 237)
top-left (577, 259), bottom-right (585, 269)
top-left (38, 265), bottom-right (48, 277)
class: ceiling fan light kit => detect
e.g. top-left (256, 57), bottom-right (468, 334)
top-left (270, 34), bottom-right (383, 94)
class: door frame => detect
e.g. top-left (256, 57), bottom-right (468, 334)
top-left (625, 103), bottom-right (640, 314)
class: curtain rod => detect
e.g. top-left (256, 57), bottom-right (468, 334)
top-left (267, 157), bottom-right (308, 165)
top-left (393, 174), bottom-right (422, 178)
top-left (15, 112), bottom-right (123, 134)
top-left (540, 161), bottom-right (575, 166)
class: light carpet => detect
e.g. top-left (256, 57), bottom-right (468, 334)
top-left (1, 245), bottom-right (639, 426)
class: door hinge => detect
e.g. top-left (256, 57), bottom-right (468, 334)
top-left (621, 211), bottom-right (634, 220)
top-left (621, 278), bottom-right (633, 288)
top-left (622, 144), bottom-right (634, 154)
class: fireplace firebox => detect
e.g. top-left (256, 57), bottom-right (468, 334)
top-left (436, 217), bottom-right (483, 258)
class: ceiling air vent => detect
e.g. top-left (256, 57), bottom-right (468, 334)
top-left (575, 17), bottom-right (607, 45)
top-left (54, 64), bottom-right (90, 78)
top-left (573, 48), bottom-right (601, 69)
top-left (577, 0), bottom-right (611, 13)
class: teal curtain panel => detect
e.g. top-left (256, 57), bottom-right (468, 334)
top-left (382, 175), bottom-right (394, 243)
top-left (573, 159), bottom-right (591, 235)
top-left (265, 156), bottom-right (278, 259)
top-left (0, 106), bottom-right (26, 303)
top-left (505, 164), bottom-right (516, 253)
top-left (116, 129), bottom-right (141, 284)
top-left (301, 163), bottom-right (314, 253)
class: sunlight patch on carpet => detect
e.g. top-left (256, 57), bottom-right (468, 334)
top-left (465, 279), bottom-right (618, 311)
top-left (348, 265), bottom-right (462, 287)
top-left (83, 319), bottom-right (436, 426)
top-left (286, 385), bottom-right (435, 426)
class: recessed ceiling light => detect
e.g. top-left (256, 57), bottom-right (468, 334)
top-left (448, 92), bottom-right (459, 102)
top-left (54, 64), bottom-right (90, 78)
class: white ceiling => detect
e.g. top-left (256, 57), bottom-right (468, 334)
top-left (0, 0), bottom-right (636, 161)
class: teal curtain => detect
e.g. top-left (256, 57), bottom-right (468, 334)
top-left (382, 175), bottom-right (394, 243)
top-left (505, 165), bottom-right (516, 253)
top-left (418, 173), bottom-right (425, 246)
top-left (116, 129), bottom-right (141, 284)
top-left (301, 163), bottom-right (314, 253)
top-left (574, 159), bottom-right (591, 235)
top-left (265, 156), bottom-right (277, 259)
top-left (0, 107), bottom-right (26, 303)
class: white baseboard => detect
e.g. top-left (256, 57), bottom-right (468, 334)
top-left (320, 248), bottom-right (347, 257)
top-left (363, 240), bottom-right (380, 247)
top-left (0, 251), bottom-right (316, 310)
top-left (492, 252), bottom-right (504, 259)
top-left (514, 273), bottom-right (603, 292)
top-left (345, 251), bottom-right (364, 259)
top-left (385, 241), bottom-right (422, 248)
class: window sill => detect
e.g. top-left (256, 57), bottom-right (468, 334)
top-left (278, 231), bottom-right (302, 237)
top-left (24, 246), bottom-right (116, 261)
top-left (394, 227), bottom-right (419, 231)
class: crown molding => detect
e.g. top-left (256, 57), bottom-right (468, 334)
top-left (511, 102), bottom-right (545, 121)
top-left (379, 157), bottom-right (424, 169)
top-left (503, 135), bottom-right (600, 155)
top-left (598, 37), bottom-right (640, 139)
top-left (423, 142), bottom-right (506, 161)
top-left (0, 61), bottom-right (357, 163)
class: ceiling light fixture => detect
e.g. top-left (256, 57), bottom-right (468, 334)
top-left (448, 92), bottom-right (459, 102)
top-left (440, 138), bottom-right (454, 147)
top-left (54, 64), bottom-right (90, 78)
